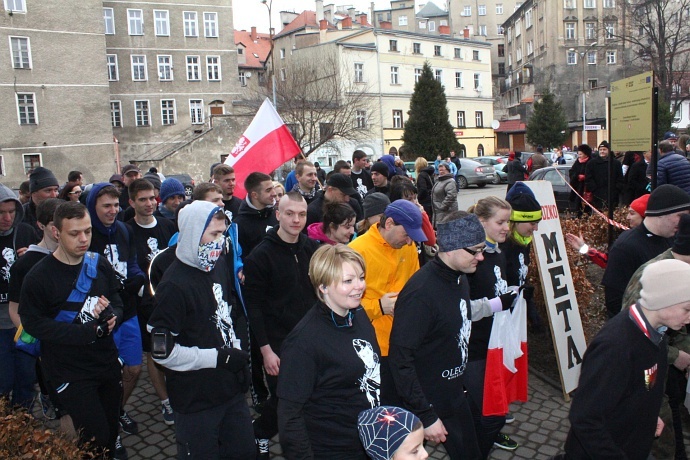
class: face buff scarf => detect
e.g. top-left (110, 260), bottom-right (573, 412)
top-left (198, 237), bottom-right (223, 272)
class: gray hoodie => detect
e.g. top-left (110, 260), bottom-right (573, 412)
top-left (0, 183), bottom-right (24, 236)
top-left (176, 200), bottom-right (223, 270)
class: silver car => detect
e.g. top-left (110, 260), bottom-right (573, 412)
top-left (457, 158), bottom-right (496, 189)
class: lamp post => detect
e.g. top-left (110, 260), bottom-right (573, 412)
top-left (261, 0), bottom-right (277, 107)
top-left (569, 42), bottom-right (597, 145)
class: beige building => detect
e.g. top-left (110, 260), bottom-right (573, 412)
top-left (372, 0), bottom-right (450, 36)
top-left (0, 0), bottom-right (115, 187)
top-left (235, 28), bottom-right (271, 95)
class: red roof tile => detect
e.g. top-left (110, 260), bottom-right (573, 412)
top-left (495, 119), bottom-right (526, 133)
top-left (275, 10), bottom-right (335, 38)
top-left (234, 30), bottom-right (272, 69)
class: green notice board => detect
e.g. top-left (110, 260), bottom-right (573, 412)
top-left (610, 71), bottom-right (653, 152)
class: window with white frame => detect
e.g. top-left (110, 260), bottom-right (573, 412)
top-left (435, 69), bottom-right (442, 82)
top-left (158, 55), bottom-right (172, 80)
top-left (567, 50), bottom-right (577, 64)
top-left (399, 15), bottom-right (407, 26)
top-left (280, 68), bottom-right (286, 81)
top-left (527, 40), bottom-right (533, 55)
top-left (566, 22), bottom-right (576, 40)
top-left (473, 49), bottom-right (480, 60)
top-left (16, 93), bottom-right (36, 125)
top-left (588, 78), bottom-right (598, 89)
top-left (585, 22), bottom-right (595, 40)
top-left (455, 71), bottom-right (463, 88)
top-left (103, 8), bottom-right (115, 34)
top-left (189, 99), bottom-right (204, 124)
top-left (428, 21), bottom-right (435, 31)
top-left (187, 56), bottom-right (200, 80)
top-left (496, 3), bottom-right (503, 14)
top-left (389, 40), bottom-right (398, 51)
top-left (474, 73), bottom-right (480, 89)
top-left (478, 4), bottom-right (486, 15)
top-left (356, 110), bottom-right (366, 128)
top-left (10, 36), bottom-right (30, 69)
top-left (508, 54), bottom-right (512, 66)
top-left (587, 50), bottom-right (596, 64)
top-left (184, 11), bottom-right (198, 37)
top-left (280, 48), bottom-right (285, 59)
top-left (454, 47), bottom-right (462, 58)
top-left (135, 100), bottom-right (150, 126)
top-left (463, 5), bottom-right (471, 16)
top-left (498, 44), bottom-right (505, 57)
top-left (564, 0), bottom-right (575, 7)
top-left (606, 50), bottom-right (616, 64)
top-left (457, 111), bottom-right (465, 127)
top-left (107, 54), bottom-right (118, 81)
top-left (525, 9), bottom-right (532, 28)
top-left (478, 25), bottom-right (487, 35)
top-left (131, 55), bottom-right (147, 81)
top-left (604, 0), bottom-right (615, 7)
top-left (111, 101), bottom-right (122, 127)
top-left (354, 63), bottom-right (364, 82)
top-left (475, 111), bottom-right (483, 127)
top-left (154, 10), bottom-right (169, 36)
top-left (419, 20), bottom-right (427, 29)
top-left (584, 0), bottom-right (595, 8)
top-left (128, 9), bottom-right (143, 35)
top-left (390, 66), bottom-right (399, 84)
top-left (415, 68), bottom-right (422, 83)
top-left (605, 22), bottom-right (615, 39)
top-left (497, 25), bottom-right (504, 35)
top-left (0, 156), bottom-right (6, 176)
top-left (206, 56), bottom-right (221, 81)
top-left (515, 19), bottom-right (521, 36)
top-left (413, 43), bottom-right (421, 54)
top-left (161, 99), bottom-right (176, 125)
top-left (23, 154), bottom-right (41, 175)
top-left (392, 110), bottom-right (403, 128)
top-left (434, 45), bottom-right (442, 56)
top-left (4, 0), bottom-right (25, 12)
top-left (204, 12), bottom-right (218, 37)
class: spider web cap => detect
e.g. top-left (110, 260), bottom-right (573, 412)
top-left (357, 406), bottom-right (421, 460)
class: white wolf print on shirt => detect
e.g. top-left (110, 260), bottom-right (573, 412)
top-left (455, 298), bottom-right (471, 374)
top-left (146, 237), bottom-right (160, 261)
top-left (1, 247), bottom-right (15, 282)
top-left (211, 283), bottom-right (240, 349)
top-left (493, 265), bottom-right (508, 297)
top-left (353, 338), bottom-right (381, 408)
top-left (518, 253), bottom-right (528, 286)
top-left (103, 244), bottom-right (127, 284)
top-left (77, 296), bottom-right (100, 324)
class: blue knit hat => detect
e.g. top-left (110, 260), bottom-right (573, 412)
top-left (160, 178), bottom-right (185, 203)
top-left (358, 406), bottom-right (421, 460)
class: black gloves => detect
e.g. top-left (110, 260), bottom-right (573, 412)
top-left (216, 348), bottom-right (250, 372)
top-left (520, 285), bottom-right (535, 302)
top-left (499, 291), bottom-right (518, 311)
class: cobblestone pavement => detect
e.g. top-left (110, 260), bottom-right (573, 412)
top-left (118, 356), bottom-right (572, 459)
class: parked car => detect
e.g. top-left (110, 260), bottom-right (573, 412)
top-left (492, 163), bottom-right (508, 184)
top-left (528, 165), bottom-right (574, 213)
top-left (469, 155), bottom-right (510, 167)
top-left (457, 158), bottom-right (496, 189)
top-left (520, 152), bottom-right (554, 168)
top-left (166, 174), bottom-right (195, 198)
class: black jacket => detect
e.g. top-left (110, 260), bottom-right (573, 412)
top-left (585, 155), bottom-right (625, 209)
top-left (306, 191), bottom-right (363, 229)
top-left (232, 200), bottom-right (278, 259)
top-left (626, 160), bottom-right (650, 202)
top-left (416, 167), bottom-right (435, 216)
top-left (505, 159), bottom-right (527, 185)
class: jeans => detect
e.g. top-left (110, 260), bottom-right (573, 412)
top-left (0, 327), bottom-right (36, 408)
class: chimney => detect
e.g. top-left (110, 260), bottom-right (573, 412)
top-left (439, 25), bottom-right (450, 35)
top-left (316, 0), bottom-right (324, 22)
top-left (319, 19), bottom-right (329, 30)
top-left (348, 7), bottom-right (356, 20)
top-left (359, 13), bottom-right (368, 26)
top-left (380, 20), bottom-right (392, 29)
top-left (463, 27), bottom-right (470, 39)
top-left (342, 16), bottom-right (353, 28)
top-left (251, 26), bottom-right (257, 41)
top-left (370, 2), bottom-right (375, 25)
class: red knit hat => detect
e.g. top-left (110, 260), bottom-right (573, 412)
top-left (630, 194), bottom-right (650, 218)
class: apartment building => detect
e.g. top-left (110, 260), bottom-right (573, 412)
top-left (235, 27), bottom-right (271, 94)
top-left (372, 0), bottom-right (450, 36)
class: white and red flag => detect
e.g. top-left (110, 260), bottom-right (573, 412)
top-left (224, 98), bottom-right (302, 198)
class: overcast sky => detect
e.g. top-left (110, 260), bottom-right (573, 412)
top-left (233, 0), bottom-right (392, 34)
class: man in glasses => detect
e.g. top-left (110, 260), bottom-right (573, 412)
top-left (389, 211), bottom-right (511, 460)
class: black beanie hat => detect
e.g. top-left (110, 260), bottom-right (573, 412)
top-left (370, 161), bottom-right (389, 177)
top-left (29, 167), bottom-right (59, 193)
top-left (673, 214), bottom-right (690, 255)
top-left (506, 182), bottom-right (542, 222)
top-left (646, 184), bottom-right (690, 217)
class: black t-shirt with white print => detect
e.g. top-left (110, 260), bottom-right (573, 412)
top-left (0, 225), bottom-right (39, 328)
top-left (8, 245), bottom-right (50, 304)
top-left (277, 303), bottom-right (381, 455)
top-left (18, 255), bottom-right (123, 383)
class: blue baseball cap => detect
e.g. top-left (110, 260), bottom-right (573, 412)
top-left (384, 200), bottom-right (427, 242)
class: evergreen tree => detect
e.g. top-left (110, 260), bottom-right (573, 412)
top-left (526, 89), bottom-right (567, 149)
top-left (402, 62), bottom-right (460, 161)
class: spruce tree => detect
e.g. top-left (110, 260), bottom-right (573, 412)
top-left (402, 62), bottom-right (460, 161)
top-left (526, 89), bottom-right (568, 149)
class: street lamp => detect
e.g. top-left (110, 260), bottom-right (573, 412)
top-left (261, 0), bottom-right (277, 107)
top-left (569, 42), bottom-right (597, 145)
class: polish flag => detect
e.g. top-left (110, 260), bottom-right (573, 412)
top-left (224, 98), bottom-right (302, 198)
top-left (482, 293), bottom-right (529, 416)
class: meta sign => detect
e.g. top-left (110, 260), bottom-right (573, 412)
top-left (525, 181), bottom-right (587, 396)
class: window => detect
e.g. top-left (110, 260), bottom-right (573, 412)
top-left (527, 40), bottom-right (533, 55)
top-left (478, 4), bottom-right (486, 15)
top-left (564, 0), bottom-right (575, 7)
top-left (392, 110), bottom-right (403, 128)
top-left (457, 111), bottom-right (466, 127)
top-left (525, 9), bottom-right (532, 28)
top-left (10, 36), bottom-right (30, 69)
top-left (413, 43), bottom-right (421, 54)
top-left (239, 71), bottom-right (246, 86)
top-left (131, 55), bottom-right (147, 81)
top-left (184, 11), bottom-right (198, 37)
top-left (463, 6), bottom-right (471, 16)
top-left (473, 50), bottom-right (480, 60)
top-left (279, 48), bottom-right (285, 59)
top-left (516, 48), bottom-right (522, 61)
top-left (415, 68), bottom-right (422, 83)
top-left (604, 0), bottom-right (615, 7)
top-left (567, 50), bottom-right (577, 64)
top-left (238, 48), bottom-right (243, 55)
top-left (16, 93), bottom-right (36, 125)
top-left (23, 154), bottom-right (41, 175)
top-left (204, 12), bottom-right (218, 37)
top-left (434, 45), bottom-right (442, 56)
top-left (478, 25), bottom-right (487, 36)
top-left (605, 22), bottom-right (615, 39)
top-left (161, 99), bottom-right (176, 125)
top-left (428, 21), bottom-right (435, 32)
top-left (455, 71), bottom-right (463, 88)
top-left (566, 22), bottom-right (576, 40)
top-left (107, 54), bottom-right (118, 81)
top-left (588, 78), bottom-right (598, 89)
top-left (454, 47), bottom-right (462, 58)
top-left (280, 68), bottom-right (286, 81)
top-left (135, 100), bottom-right (150, 126)
top-left (390, 66), bottom-right (399, 84)
top-left (389, 40), bottom-right (398, 51)
top-left (498, 44), bottom-right (505, 57)
top-left (606, 50), bottom-right (616, 64)
top-left (103, 8), bottom-right (115, 34)
top-left (584, 0), bottom-right (595, 8)
top-left (498, 62), bottom-right (505, 75)
top-left (507, 27), bottom-right (512, 42)
top-left (497, 25), bottom-right (505, 35)
top-left (398, 15), bottom-right (407, 26)
top-left (475, 111), bottom-right (483, 127)
top-left (587, 50), bottom-right (596, 64)
top-left (127, 9), bottom-right (143, 35)
top-left (319, 123), bottom-right (334, 142)
top-left (354, 63), bottom-right (364, 82)
top-left (515, 19), bottom-right (521, 36)
top-left (419, 20), bottom-right (427, 29)
top-left (189, 99), bottom-right (204, 124)
top-left (4, 0), bottom-right (25, 12)
top-left (206, 56), bottom-right (221, 81)
top-left (154, 10), bottom-right (169, 36)
top-left (111, 101), bottom-right (122, 127)
top-left (435, 69), bottom-right (442, 82)
top-left (187, 56), bottom-right (200, 80)
top-left (585, 22), bottom-right (596, 40)
top-left (474, 73), bottom-right (481, 89)
top-left (356, 110), bottom-right (366, 129)
top-left (158, 55), bottom-right (172, 80)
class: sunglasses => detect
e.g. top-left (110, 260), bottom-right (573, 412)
top-left (463, 246), bottom-right (487, 256)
